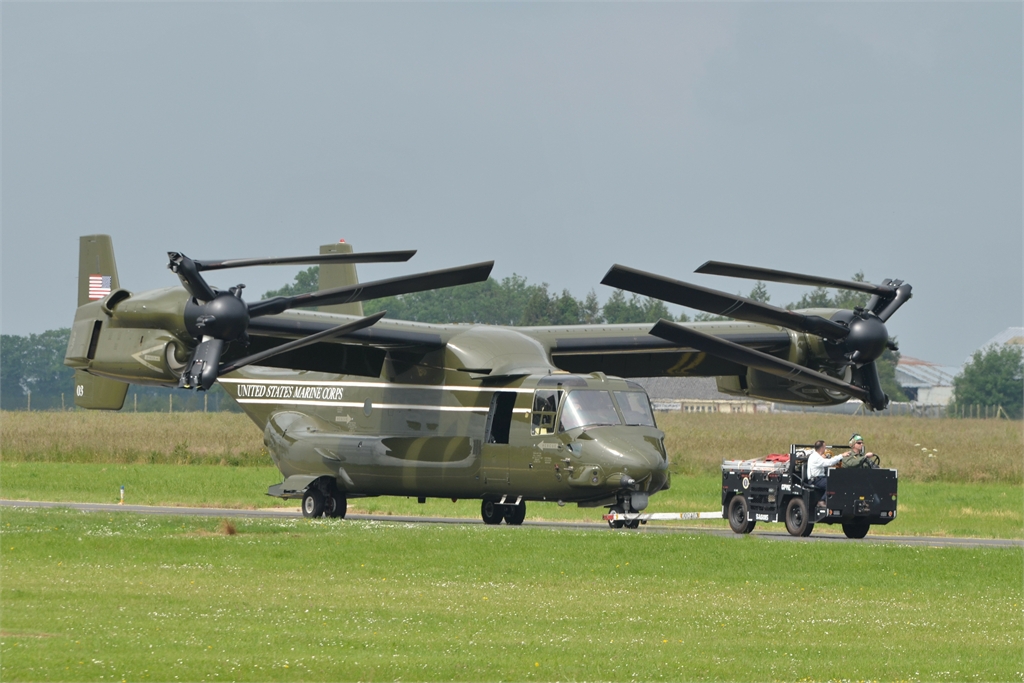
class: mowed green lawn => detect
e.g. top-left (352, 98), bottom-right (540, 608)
top-left (2, 507), bottom-right (1021, 683)
top-left (2, 462), bottom-right (1021, 539)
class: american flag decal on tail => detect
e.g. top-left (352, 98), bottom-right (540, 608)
top-left (88, 274), bottom-right (112, 300)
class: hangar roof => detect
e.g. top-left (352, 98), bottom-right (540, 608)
top-left (979, 327), bottom-right (1024, 349)
top-left (896, 356), bottom-right (959, 389)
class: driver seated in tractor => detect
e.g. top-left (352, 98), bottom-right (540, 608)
top-left (840, 434), bottom-right (878, 468)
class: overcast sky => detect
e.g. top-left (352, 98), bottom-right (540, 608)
top-left (2, 2), bottom-right (1020, 367)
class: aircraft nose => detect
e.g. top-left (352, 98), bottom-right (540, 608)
top-left (586, 430), bottom-right (667, 488)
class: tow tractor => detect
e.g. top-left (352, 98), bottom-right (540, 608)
top-left (603, 444), bottom-right (897, 538)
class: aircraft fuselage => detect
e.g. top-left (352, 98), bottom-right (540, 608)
top-left (220, 368), bottom-right (669, 510)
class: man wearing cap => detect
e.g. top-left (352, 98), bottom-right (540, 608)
top-left (843, 434), bottom-right (875, 458)
top-left (806, 439), bottom-right (843, 493)
top-left (841, 434), bottom-right (877, 467)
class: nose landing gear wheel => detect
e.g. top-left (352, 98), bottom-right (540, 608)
top-left (481, 500), bottom-right (504, 525)
top-left (784, 497), bottom-right (814, 537)
top-left (302, 489), bottom-right (325, 518)
top-left (727, 495), bottom-right (756, 534)
top-left (503, 502), bottom-right (526, 525)
top-left (607, 504), bottom-right (625, 529)
top-left (607, 504), bottom-right (640, 529)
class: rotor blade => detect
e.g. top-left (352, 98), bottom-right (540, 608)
top-left (695, 261), bottom-right (896, 297)
top-left (648, 319), bottom-right (871, 403)
top-left (248, 261), bottom-right (494, 318)
top-left (217, 312), bottom-right (387, 376)
top-left (603, 265), bottom-right (849, 339)
top-left (194, 250), bottom-right (417, 271)
top-left (168, 253), bottom-right (218, 302)
top-left (874, 283), bottom-right (912, 322)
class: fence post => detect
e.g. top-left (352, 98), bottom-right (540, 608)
top-left (169, 394), bottom-right (173, 414)
top-left (134, 393), bottom-right (137, 413)
top-left (204, 393), bottom-right (208, 413)
top-left (27, 390), bottom-right (31, 411)
top-left (61, 393), bottom-right (65, 411)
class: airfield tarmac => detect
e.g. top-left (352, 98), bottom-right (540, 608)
top-left (2, 499), bottom-right (1018, 549)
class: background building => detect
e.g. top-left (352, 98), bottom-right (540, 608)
top-left (895, 357), bottom-right (959, 405)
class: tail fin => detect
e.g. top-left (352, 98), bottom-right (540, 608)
top-left (77, 235), bottom-right (121, 307)
top-left (316, 241), bottom-right (363, 316)
top-left (70, 235), bottom-right (129, 409)
top-left (73, 369), bottom-right (129, 410)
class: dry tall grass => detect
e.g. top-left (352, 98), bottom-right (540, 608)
top-left (0, 412), bottom-right (266, 466)
top-left (658, 412), bottom-right (1023, 483)
top-left (1, 410), bottom-right (1020, 483)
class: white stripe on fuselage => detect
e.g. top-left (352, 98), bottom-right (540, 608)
top-left (232, 398), bottom-right (529, 413)
top-left (218, 378), bottom-right (534, 393)
top-left (219, 378), bottom-right (534, 411)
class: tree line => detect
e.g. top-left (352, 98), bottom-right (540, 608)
top-left (266, 269), bottom-right (683, 326)
top-left (0, 333), bottom-right (239, 413)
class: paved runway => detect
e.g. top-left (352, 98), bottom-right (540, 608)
top-left (3, 499), bottom-right (1020, 549)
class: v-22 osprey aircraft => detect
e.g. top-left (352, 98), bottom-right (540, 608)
top-left (65, 235), bottom-right (911, 528)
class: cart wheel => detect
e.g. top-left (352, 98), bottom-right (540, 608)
top-left (842, 520), bottom-right (870, 539)
top-left (727, 495), bottom-right (756, 534)
top-left (784, 497), bottom-right (814, 537)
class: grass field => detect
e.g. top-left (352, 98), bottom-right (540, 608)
top-left (2, 412), bottom-right (1023, 681)
top-left (2, 507), bottom-right (1021, 682)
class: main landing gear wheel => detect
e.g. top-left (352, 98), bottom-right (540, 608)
top-left (503, 502), bottom-right (526, 526)
top-left (481, 500), bottom-right (504, 525)
top-left (785, 497), bottom-right (814, 537)
top-left (302, 489), bottom-right (325, 519)
top-left (727, 495), bottom-right (756, 534)
top-left (325, 494), bottom-right (347, 519)
top-left (842, 520), bottom-right (870, 539)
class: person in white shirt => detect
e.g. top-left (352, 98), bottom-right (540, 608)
top-left (806, 439), bottom-right (843, 491)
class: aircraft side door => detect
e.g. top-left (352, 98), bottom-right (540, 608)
top-left (480, 391), bottom-right (516, 488)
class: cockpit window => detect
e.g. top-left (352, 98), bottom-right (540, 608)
top-left (531, 389), bottom-right (563, 436)
top-left (614, 391), bottom-right (657, 427)
top-left (559, 390), bottom-right (622, 431)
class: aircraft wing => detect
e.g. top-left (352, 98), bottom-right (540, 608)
top-left (519, 321), bottom-right (860, 407)
top-left (235, 314), bottom-right (796, 381)
top-left (221, 314), bottom-right (448, 377)
top-left (519, 322), bottom-right (793, 378)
